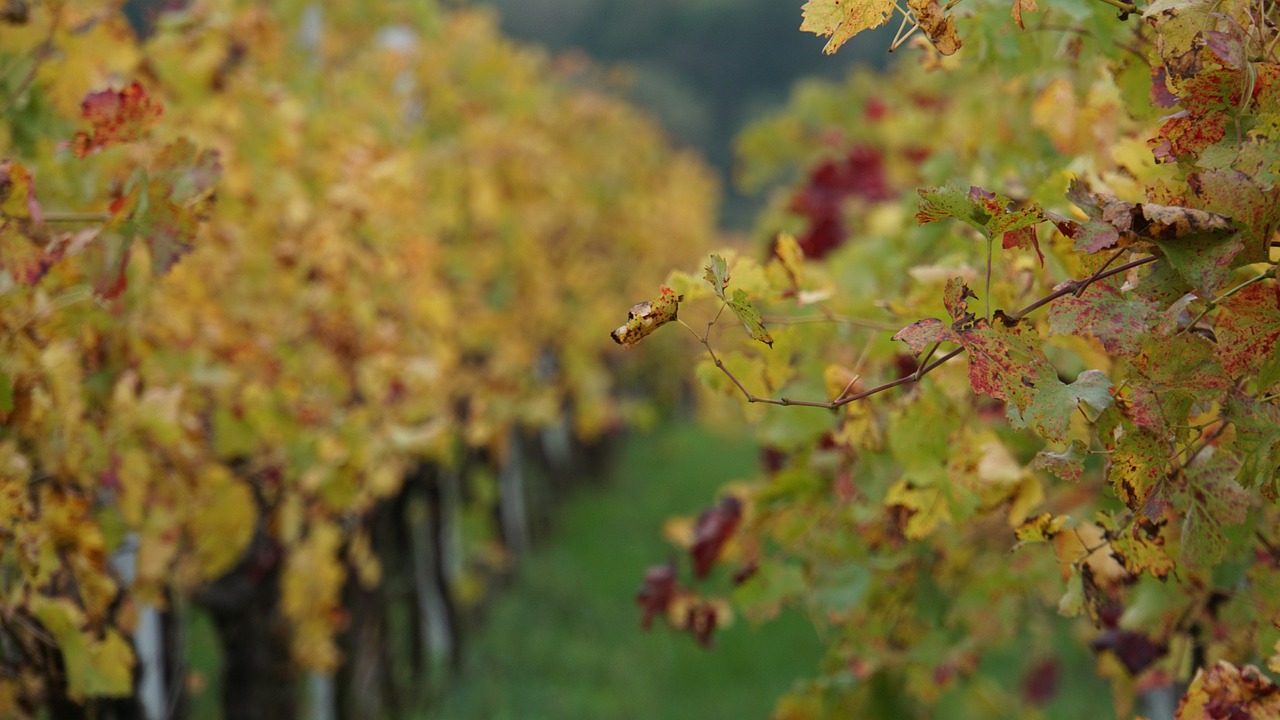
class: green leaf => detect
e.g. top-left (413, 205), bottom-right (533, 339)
top-left (1057, 569), bottom-right (1085, 617)
top-left (728, 288), bottom-right (774, 347)
top-left (1178, 452), bottom-right (1250, 568)
top-left (1226, 392), bottom-right (1280, 494)
top-left (733, 561), bottom-right (807, 621)
top-left (1009, 369), bottom-right (1113, 443)
top-left (800, 0), bottom-right (895, 55)
top-left (1032, 440), bottom-right (1090, 482)
top-left (704, 254), bottom-right (730, 300)
top-left (916, 185), bottom-right (1045, 260)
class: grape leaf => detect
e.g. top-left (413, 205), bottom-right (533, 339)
top-left (908, 0), bottom-right (961, 55)
top-left (31, 598), bottom-right (134, 701)
top-left (1107, 422), bottom-right (1167, 512)
top-left (728, 288), bottom-right (775, 347)
top-left (1215, 280), bottom-right (1280, 389)
top-left (1009, 369), bottom-right (1113, 443)
top-left (1176, 661), bottom-right (1280, 719)
top-left (1188, 169), bottom-right (1280, 265)
top-left (916, 185), bottom-right (1045, 261)
top-left (1177, 451), bottom-right (1250, 568)
top-left (1014, 512), bottom-right (1067, 544)
top-left (800, 0), bottom-right (895, 55)
top-left (1226, 392), bottom-right (1280, 493)
top-left (0, 160), bottom-right (44, 223)
top-left (1110, 524), bottom-right (1175, 578)
top-left (1033, 440), bottom-right (1089, 482)
top-left (611, 285), bottom-right (683, 347)
top-left (637, 562), bottom-right (680, 629)
top-left (70, 81), bottom-right (164, 158)
top-left (1128, 334), bottom-right (1232, 433)
top-left (704, 253), bottom-right (730, 300)
top-left (691, 496), bottom-right (743, 578)
top-left (1090, 628), bottom-right (1167, 675)
top-left (896, 278), bottom-right (1073, 434)
top-left (1047, 275), bottom-right (1158, 356)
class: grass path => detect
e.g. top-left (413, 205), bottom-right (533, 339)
top-left (428, 422), bottom-right (824, 719)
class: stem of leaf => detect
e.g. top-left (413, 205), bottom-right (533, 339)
top-left (1177, 269), bottom-right (1275, 336)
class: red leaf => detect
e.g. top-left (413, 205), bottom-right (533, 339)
top-left (686, 601), bottom-right (718, 647)
top-left (690, 496), bottom-right (743, 579)
top-left (71, 82), bottom-right (164, 158)
top-left (636, 562), bottom-right (679, 630)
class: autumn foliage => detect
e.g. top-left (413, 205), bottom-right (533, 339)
top-left (0, 1), bottom-right (715, 716)
top-left (625, 0), bottom-right (1280, 716)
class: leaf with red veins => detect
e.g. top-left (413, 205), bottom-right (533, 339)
top-left (1049, 275), bottom-right (1159, 356)
top-left (1188, 169), bottom-right (1280, 265)
top-left (1177, 662), bottom-right (1280, 720)
top-left (1127, 334), bottom-right (1231, 434)
top-left (611, 285), bottom-right (683, 348)
top-left (896, 278), bottom-right (1067, 428)
top-left (70, 82), bottom-right (164, 158)
top-left (1175, 451), bottom-right (1250, 568)
top-left (1215, 280), bottom-right (1280, 389)
top-left (690, 496), bottom-right (743, 579)
top-left (636, 562), bottom-right (680, 630)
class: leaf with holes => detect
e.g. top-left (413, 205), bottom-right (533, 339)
top-left (611, 285), bottom-right (683, 347)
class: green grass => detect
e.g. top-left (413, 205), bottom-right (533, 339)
top-left (427, 421), bottom-right (825, 720)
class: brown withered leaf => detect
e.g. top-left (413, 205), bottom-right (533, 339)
top-left (908, 0), bottom-right (962, 55)
top-left (611, 285), bottom-right (682, 348)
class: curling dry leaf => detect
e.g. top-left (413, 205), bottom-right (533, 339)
top-left (611, 285), bottom-right (683, 348)
top-left (1176, 661), bottom-right (1280, 719)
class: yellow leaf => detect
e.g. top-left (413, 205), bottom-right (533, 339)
top-left (188, 465), bottom-right (256, 582)
top-left (801, 0), bottom-right (896, 55)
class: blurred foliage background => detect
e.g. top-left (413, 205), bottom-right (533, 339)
top-left (477, 0), bottom-right (887, 228)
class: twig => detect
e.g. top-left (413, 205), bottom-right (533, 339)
top-left (697, 253), bottom-right (1159, 409)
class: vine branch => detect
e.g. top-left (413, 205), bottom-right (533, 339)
top-left (697, 253), bottom-right (1159, 410)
